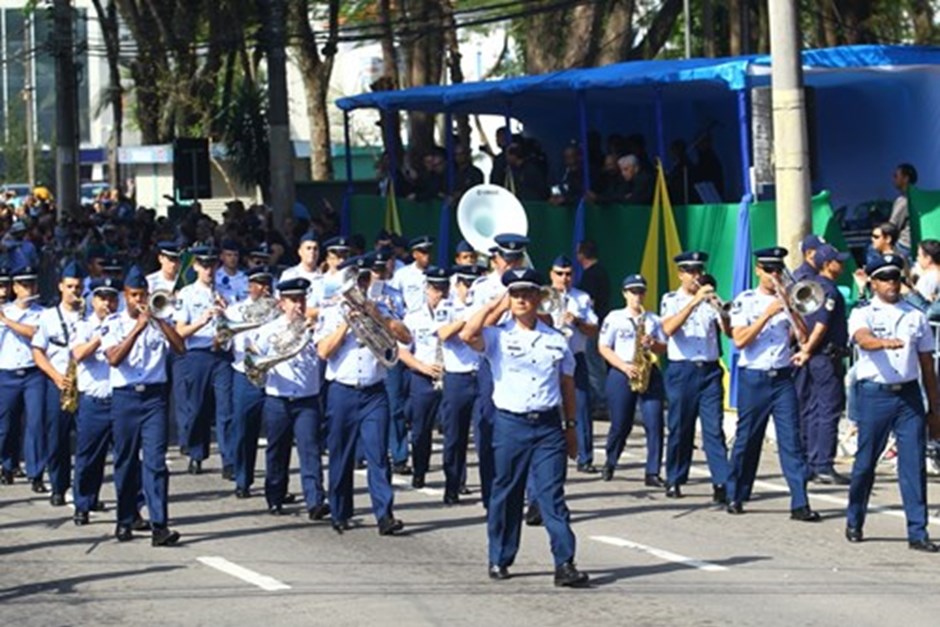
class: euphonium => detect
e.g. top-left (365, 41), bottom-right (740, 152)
top-left (60, 298), bottom-right (84, 413)
top-left (215, 296), bottom-right (278, 345)
top-left (339, 269), bottom-right (399, 368)
top-left (629, 314), bottom-right (654, 394)
top-left (244, 318), bottom-right (312, 387)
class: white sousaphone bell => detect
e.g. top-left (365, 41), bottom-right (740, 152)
top-left (456, 184), bottom-right (529, 255)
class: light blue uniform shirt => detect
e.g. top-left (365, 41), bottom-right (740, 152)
top-left (660, 288), bottom-right (722, 362)
top-left (438, 296), bottom-right (481, 373)
top-left (0, 302), bottom-right (42, 370)
top-left (482, 319), bottom-right (575, 413)
top-left (366, 281), bottom-right (406, 320)
top-left (146, 271), bottom-right (176, 295)
top-left (557, 286), bottom-right (598, 355)
top-left (730, 289), bottom-right (793, 370)
top-left (468, 271), bottom-right (505, 313)
top-left (175, 281), bottom-right (220, 350)
top-left (315, 303), bottom-right (389, 387)
top-left (401, 303), bottom-right (446, 366)
top-left (216, 269), bottom-right (249, 304)
top-left (253, 315), bottom-right (320, 398)
top-left (848, 297), bottom-right (933, 384)
top-left (32, 305), bottom-right (82, 376)
top-left (278, 265), bottom-right (323, 305)
top-left (72, 314), bottom-right (113, 399)
top-left (390, 262), bottom-right (429, 311)
top-left (599, 309), bottom-right (665, 363)
top-left (100, 312), bottom-right (171, 387)
top-left (222, 299), bottom-right (259, 374)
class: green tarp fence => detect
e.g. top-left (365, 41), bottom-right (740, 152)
top-left (906, 186), bottom-right (940, 245)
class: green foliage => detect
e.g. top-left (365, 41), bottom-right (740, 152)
top-left (213, 80), bottom-right (270, 193)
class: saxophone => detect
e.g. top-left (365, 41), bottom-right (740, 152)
top-left (629, 313), bottom-right (654, 394)
top-left (60, 298), bottom-right (85, 413)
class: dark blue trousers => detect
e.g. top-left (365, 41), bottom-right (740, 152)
top-left (665, 361), bottom-right (729, 487)
top-left (73, 395), bottom-right (112, 513)
top-left (327, 382), bottom-right (394, 524)
top-left (573, 354), bottom-right (593, 466)
top-left (1, 410), bottom-right (22, 472)
top-left (386, 362), bottom-right (409, 465)
top-left (43, 380), bottom-right (74, 495)
top-left (407, 372), bottom-right (442, 479)
top-left (112, 384), bottom-right (170, 527)
top-left (264, 395), bottom-right (325, 510)
top-left (604, 367), bottom-right (665, 476)
top-left (728, 369), bottom-right (809, 509)
top-left (488, 409), bottom-right (576, 568)
top-left (233, 370), bottom-right (265, 491)
top-left (171, 352), bottom-right (187, 448)
top-left (0, 368), bottom-right (46, 478)
top-left (441, 371), bottom-right (477, 498)
top-left (474, 360), bottom-right (496, 508)
top-left (180, 350), bottom-right (234, 465)
top-left (847, 381), bottom-right (928, 541)
top-left (795, 354), bottom-right (845, 474)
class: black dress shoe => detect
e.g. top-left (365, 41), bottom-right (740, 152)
top-left (726, 501), bottom-right (744, 515)
top-left (392, 462), bottom-right (412, 476)
top-left (488, 564), bottom-right (510, 580)
top-left (268, 504), bottom-right (283, 516)
top-left (234, 488), bottom-right (251, 499)
top-left (282, 492), bottom-right (297, 504)
top-left (909, 538), bottom-right (940, 553)
top-left (308, 503), bottom-right (331, 521)
top-left (601, 466), bottom-right (614, 481)
top-left (712, 485), bottom-right (727, 505)
top-left (332, 520), bottom-right (351, 534)
top-left (577, 463), bottom-right (598, 474)
top-left (73, 511), bottom-right (89, 526)
top-left (152, 526), bottom-right (181, 547)
top-left (49, 493), bottom-right (66, 507)
top-left (91, 500), bottom-right (107, 512)
top-left (665, 484), bottom-right (682, 498)
top-left (645, 474), bottom-right (665, 488)
top-left (845, 526), bottom-right (863, 543)
top-left (554, 561), bottom-right (590, 588)
top-left (378, 515), bottom-right (404, 536)
top-left (222, 465), bottom-right (234, 481)
top-left (443, 493), bottom-right (459, 506)
top-left (355, 460), bottom-right (368, 470)
top-left (114, 525), bottom-right (133, 542)
top-left (412, 475), bottom-right (426, 489)
top-left (30, 477), bottom-right (48, 493)
top-left (813, 470), bottom-right (851, 486)
top-left (14, 466), bottom-right (26, 478)
top-left (525, 502), bottom-right (543, 526)
top-left (0, 469), bottom-right (13, 485)
top-left (188, 459), bottom-right (202, 475)
top-left (458, 485), bottom-right (471, 495)
top-left (790, 506), bottom-right (822, 522)
top-left (132, 516), bottom-right (152, 532)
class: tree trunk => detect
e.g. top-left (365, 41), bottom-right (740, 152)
top-left (441, 0), bottom-right (470, 148)
top-left (404, 0), bottom-right (445, 169)
top-left (910, 0), bottom-right (934, 44)
top-left (702, 0), bottom-right (716, 57)
top-left (822, 0), bottom-right (840, 46)
top-left (729, 0), bottom-right (742, 55)
top-left (305, 67), bottom-right (334, 181)
top-left (628, 0), bottom-right (683, 60)
top-left (91, 0), bottom-right (123, 188)
top-left (836, 0), bottom-right (875, 44)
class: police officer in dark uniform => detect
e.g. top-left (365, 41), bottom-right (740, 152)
top-left (727, 247), bottom-right (820, 522)
top-left (793, 244), bottom-right (851, 484)
top-left (845, 254), bottom-right (940, 551)
top-left (792, 234), bottom-right (825, 282)
top-left (101, 266), bottom-right (185, 546)
top-left (460, 268), bottom-right (589, 587)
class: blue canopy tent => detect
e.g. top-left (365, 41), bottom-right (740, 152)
top-left (336, 44), bottom-right (940, 402)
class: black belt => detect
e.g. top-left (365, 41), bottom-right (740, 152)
top-left (859, 380), bottom-right (918, 394)
top-left (336, 381), bottom-right (384, 393)
top-left (500, 408), bottom-right (559, 422)
top-left (680, 360), bottom-right (719, 369)
top-left (445, 370), bottom-right (477, 377)
top-left (114, 383), bottom-right (166, 394)
top-left (744, 367), bottom-right (792, 379)
top-left (2, 367), bottom-right (37, 377)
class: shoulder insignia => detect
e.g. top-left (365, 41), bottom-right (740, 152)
top-left (824, 297), bottom-right (836, 312)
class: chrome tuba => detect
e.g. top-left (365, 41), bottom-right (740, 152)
top-left (456, 184), bottom-right (529, 258)
top-left (243, 318), bottom-right (312, 387)
top-left (215, 296), bottom-right (278, 345)
top-left (147, 289), bottom-right (177, 320)
top-left (339, 268), bottom-right (399, 368)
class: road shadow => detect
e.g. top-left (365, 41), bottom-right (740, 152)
top-left (0, 564), bottom-right (184, 602)
top-left (588, 554), bottom-right (772, 587)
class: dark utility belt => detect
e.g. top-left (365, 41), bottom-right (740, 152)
top-left (820, 343), bottom-right (850, 359)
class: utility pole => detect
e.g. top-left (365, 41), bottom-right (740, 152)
top-left (264, 0), bottom-right (294, 234)
top-left (683, 0), bottom-right (692, 59)
top-left (24, 15), bottom-right (36, 189)
top-left (53, 0), bottom-right (80, 219)
top-left (768, 0), bottom-right (811, 266)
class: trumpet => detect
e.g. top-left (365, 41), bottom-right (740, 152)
top-left (693, 277), bottom-right (731, 320)
top-left (146, 289), bottom-right (177, 320)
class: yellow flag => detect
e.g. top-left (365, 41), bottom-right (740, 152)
top-left (384, 179), bottom-right (402, 235)
top-left (639, 192), bottom-right (662, 311)
top-left (657, 160), bottom-right (682, 292)
top-left (639, 160), bottom-right (684, 310)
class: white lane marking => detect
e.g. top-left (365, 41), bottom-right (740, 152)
top-left (355, 469), bottom-right (444, 497)
top-left (196, 556), bottom-right (291, 591)
top-left (590, 535), bottom-right (728, 572)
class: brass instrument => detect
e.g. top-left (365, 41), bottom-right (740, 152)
top-left (432, 334), bottom-right (445, 392)
top-left (539, 287), bottom-right (573, 338)
top-left (215, 296), bottom-right (278, 345)
top-left (147, 289), bottom-right (177, 320)
top-left (769, 270), bottom-right (826, 330)
top-left (693, 277), bottom-right (731, 321)
top-left (244, 318), bottom-right (312, 387)
top-left (60, 297), bottom-right (85, 413)
top-left (339, 268), bottom-right (399, 368)
top-left (629, 313), bottom-right (654, 393)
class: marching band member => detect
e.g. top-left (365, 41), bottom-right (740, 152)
top-left (0, 266), bottom-right (10, 304)
top-left (70, 278), bottom-right (126, 525)
top-left (146, 242), bottom-right (182, 294)
top-left (845, 254), bottom-right (940, 551)
top-left (315, 253), bottom-right (412, 535)
top-left (449, 240), bottom-right (477, 290)
top-left (726, 247), bottom-right (820, 521)
top-left (659, 251), bottom-right (731, 501)
top-left (468, 233), bottom-right (528, 510)
top-left (398, 266), bottom-right (452, 490)
top-left (174, 245), bottom-right (233, 476)
top-left (0, 265), bottom-right (45, 491)
top-left (245, 243), bottom-right (274, 271)
top-left (279, 233), bottom-right (323, 312)
top-left (546, 255), bottom-right (599, 473)
top-left (31, 261), bottom-right (85, 506)
top-left (460, 267), bottom-right (589, 587)
top-left (793, 244), bottom-right (851, 484)
top-left (254, 277), bottom-right (330, 520)
top-left (215, 240), bottom-right (249, 303)
top-left (598, 274), bottom-right (667, 484)
top-left (436, 263), bottom-right (484, 504)
top-left (228, 266), bottom-right (275, 499)
top-left (101, 266), bottom-right (185, 545)
top-left (391, 235), bottom-right (434, 311)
